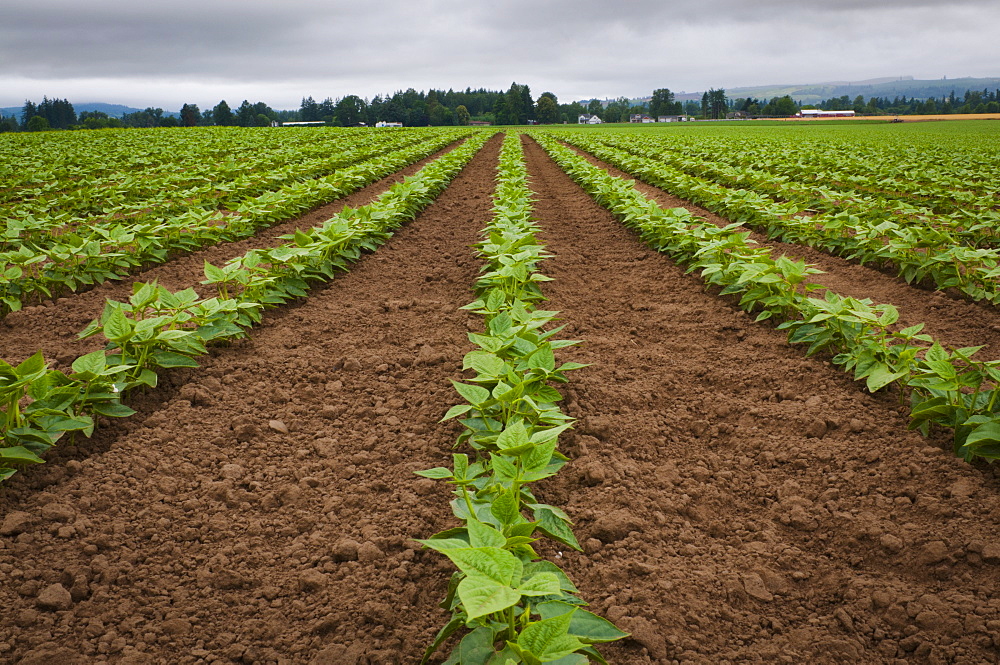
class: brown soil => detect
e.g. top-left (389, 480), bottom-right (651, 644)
top-left (0, 132), bottom-right (999, 665)
top-left (0, 140), bottom-right (465, 369)
top-left (564, 142), bottom-right (1000, 359)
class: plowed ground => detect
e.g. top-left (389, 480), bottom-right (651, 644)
top-left (1, 133), bottom-right (999, 665)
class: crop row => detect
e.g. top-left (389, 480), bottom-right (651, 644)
top-left (1, 130), bottom-right (446, 249)
top-left (594, 134), bottom-right (1000, 246)
top-left (559, 133), bottom-right (1000, 305)
top-left (417, 132), bottom-right (626, 664)
top-left (0, 132), bottom-right (493, 483)
top-left (615, 127), bottom-right (1000, 202)
top-left (532, 132), bottom-right (1000, 464)
top-left (0, 127), bottom-right (454, 212)
top-left (0, 132), bottom-right (469, 318)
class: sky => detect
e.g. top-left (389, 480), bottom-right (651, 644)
top-left (2, 0), bottom-right (998, 111)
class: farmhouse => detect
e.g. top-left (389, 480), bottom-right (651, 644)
top-left (797, 109), bottom-right (856, 118)
top-left (375, 121), bottom-right (404, 127)
top-left (629, 114), bottom-right (655, 123)
top-left (578, 114), bottom-right (603, 124)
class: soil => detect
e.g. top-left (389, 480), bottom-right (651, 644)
top-left (1, 131), bottom-right (999, 665)
top-left (563, 141), bottom-right (1000, 358)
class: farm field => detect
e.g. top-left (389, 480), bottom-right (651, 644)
top-left (2, 122), bottom-right (1000, 664)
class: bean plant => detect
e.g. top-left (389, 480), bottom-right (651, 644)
top-left (417, 133), bottom-right (627, 664)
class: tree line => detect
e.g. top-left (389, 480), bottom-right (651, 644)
top-left (4, 85), bottom-right (998, 133)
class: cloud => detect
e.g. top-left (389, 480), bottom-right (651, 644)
top-left (1, 0), bottom-right (997, 108)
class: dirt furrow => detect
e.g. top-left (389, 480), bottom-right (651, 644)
top-left (521, 135), bottom-right (1000, 664)
top-left (0, 134), bottom-right (501, 664)
top-left (0, 139), bottom-right (466, 367)
top-left (565, 142), bottom-right (1000, 358)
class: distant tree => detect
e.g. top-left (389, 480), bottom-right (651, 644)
top-left (335, 95), bottom-right (366, 126)
top-left (455, 104), bottom-right (471, 125)
top-left (705, 88), bottom-right (727, 119)
top-left (318, 97), bottom-right (336, 123)
top-left (649, 88), bottom-right (677, 117)
top-left (0, 114), bottom-right (18, 132)
top-left (236, 100), bottom-right (256, 127)
top-left (587, 99), bottom-right (603, 117)
top-left (519, 84), bottom-right (533, 122)
top-left (535, 96), bottom-right (559, 124)
top-left (763, 95), bottom-right (798, 116)
top-left (27, 115), bottom-right (50, 131)
top-left (180, 103), bottom-right (201, 127)
top-left (299, 96), bottom-right (320, 122)
top-left (121, 108), bottom-right (164, 128)
top-left (501, 82), bottom-right (525, 124)
top-left (213, 100), bottom-right (235, 126)
top-left (159, 116), bottom-right (180, 128)
top-left (539, 91), bottom-right (557, 104)
top-left (20, 100), bottom-right (38, 129)
top-left (429, 104), bottom-right (454, 126)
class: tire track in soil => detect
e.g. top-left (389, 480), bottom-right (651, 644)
top-left (0, 139), bottom-right (468, 367)
top-left (564, 142), bottom-right (1000, 358)
top-left (0, 133), bottom-right (501, 664)
top-left (521, 135), bottom-right (1000, 665)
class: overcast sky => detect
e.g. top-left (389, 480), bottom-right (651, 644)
top-left (2, 0), bottom-right (998, 110)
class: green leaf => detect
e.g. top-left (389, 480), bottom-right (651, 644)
top-left (15, 351), bottom-right (46, 377)
top-left (0, 445), bottom-right (45, 465)
top-left (71, 350), bottom-right (107, 377)
top-left (441, 404), bottom-right (473, 421)
top-left (465, 350), bottom-right (507, 377)
top-left (150, 351), bottom-right (200, 369)
top-left (517, 572), bottom-right (560, 597)
top-left (517, 610), bottom-right (585, 662)
top-left (497, 420), bottom-right (529, 451)
top-left (90, 403), bottom-right (135, 418)
top-left (468, 518), bottom-right (507, 548)
top-left (203, 261), bottom-right (227, 282)
top-left (104, 307), bottom-right (132, 341)
top-left (536, 602), bottom-right (630, 644)
top-left (491, 488), bottom-right (521, 526)
top-left (458, 574), bottom-right (521, 621)
top-left (442, 546), bottom-right (522, 586)
top-left (533, 505), bottom-right (581, 551)
top-left (453, 380), bottom-right (491, 405)
top-left (865, 366), bottom-right (908, 392)
top-left (526, 345), bottom-right (556, 372)
top-left (925, 342), bottom-right (949, 363)
top-left (415, 467), bottom-right (453, 479)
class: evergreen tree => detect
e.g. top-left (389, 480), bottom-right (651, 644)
top-left (213, 100), bottom-right (235, 126)
top-left (180, 103), bottom-right (201, 127)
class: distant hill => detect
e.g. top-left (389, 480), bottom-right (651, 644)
top-left (0, 103), bottom-right (179, 119)
top-left (674, 76), bottom-right (1000, 104)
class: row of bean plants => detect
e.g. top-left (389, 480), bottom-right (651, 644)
top-left (416, 133), bottom-right (627, 664)
top-left (0, 132), bottom-right (470, 318)
top-left (532, 132), bottom-right (1000, 464)
top-left (0, 132), bottom-right (493, 484)
top-left (616, 128), bottom-right (999, 202)
top-left (595, 134), bottom-right (1000, 246)
top-left (0, 128), bottom-right (453, 216)
top-left (560, 133), bottom-right (1000, 305)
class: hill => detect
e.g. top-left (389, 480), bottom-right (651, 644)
top-left (0, 103), bottom-right (178, 119)
top-left (674, 76), bottom-right (1000, 104)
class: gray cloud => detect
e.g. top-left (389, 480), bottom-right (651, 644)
top-left (1, 0), bottom-right (997, 109)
